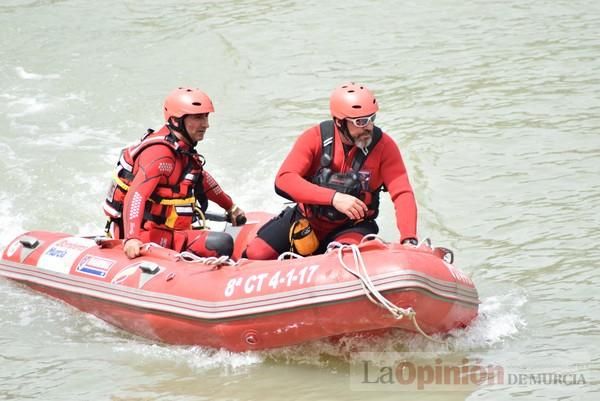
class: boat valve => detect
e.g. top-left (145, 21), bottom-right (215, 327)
top-left (243, 330), bottom-right (259, 346)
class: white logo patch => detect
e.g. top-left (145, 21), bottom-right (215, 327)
top-left (37, 237), bottom-right (96, 274)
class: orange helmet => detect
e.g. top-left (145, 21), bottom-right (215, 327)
top-left (163, 87), bottom-right (214, 126)
top-left (329, 82), bottom-right (379, 119)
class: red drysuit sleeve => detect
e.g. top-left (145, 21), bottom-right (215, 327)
top-left (379, 134), bottom-right (418, 240)
top-left (274, 127), bottom-right (337, 206)
top-left (202, 170), bottom-right (234, 211)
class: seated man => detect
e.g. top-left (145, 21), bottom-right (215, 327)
top-left (104, 87), bottom-right (245, 259)
top-left (244, 82), bottom-right (417, 259)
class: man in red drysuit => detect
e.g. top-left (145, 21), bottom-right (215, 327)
top-left (243, 82), bottom-right (417, 259)
top-left (104, 87), bottom-right (245, 259)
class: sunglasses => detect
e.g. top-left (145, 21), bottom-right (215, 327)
top-left (347, 113), bottom-right (376, 128)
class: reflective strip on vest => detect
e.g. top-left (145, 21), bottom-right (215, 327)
top-left (119, 152), bottom-right (133, 171)
top-left (174, 206), bottom-right (194, 214)
top-left (103, 202), bottom-right (121, 219)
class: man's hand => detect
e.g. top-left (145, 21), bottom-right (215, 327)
top-left (227, 204), bottom-right (247, 226)
top-left (332, 192), bottom-right (368, 220)
top-left (123, 238), bottom-right (144, 259)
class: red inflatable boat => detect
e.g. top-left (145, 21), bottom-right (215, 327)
top-left (0, 212), bottom-right (479, 351)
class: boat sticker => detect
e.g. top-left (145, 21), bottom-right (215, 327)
top-left (36, 237), bottom-right (96, 274)
top-left (224, 264), bottom-right (320, 297)
top-left (110, 263), bottom-right (163, 288)
top-left (5, 240), bottom-right (20, 257)
top-left (111, 265), bottom-right (139, 285)
top-left (75, 255), bottom-right (115, 278)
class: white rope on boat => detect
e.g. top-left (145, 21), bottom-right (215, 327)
top-left (142, 242), bottom-right (237, 267)
top-left (359, 234), bottom-right (388, 244)
top-left (177, 252), bottom-right (237, 267)
top-left (328, 241), bottom-right (446, 344)
top-left (277, 251), bottom-right (305, 261)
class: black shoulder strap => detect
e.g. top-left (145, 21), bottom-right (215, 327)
top-left (319, 120), bottom-right (335, 168)
top-left (351, 126), bottom-right (382, 171)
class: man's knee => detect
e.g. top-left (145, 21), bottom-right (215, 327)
top-left (242, 207), bottom-right (296, 259)
top-left (242, 237), bottom-right (279, 260)
top-left (205, 232), bottom-right (234, 257)
top-left (187, 231), bottom-right (234, 257)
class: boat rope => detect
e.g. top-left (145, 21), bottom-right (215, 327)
top-left (177, 252), bottom-right (237, 266)
top-left (275, 235), bottom-right (388, 261)
top-left (327, 241), bottom-right (446, 344)
top-left (277, 251), bottom-right (305, 260)
top-left (359, 233), bottom-right (389, 244)
top-left (142, 242), bottom-right (237, 267)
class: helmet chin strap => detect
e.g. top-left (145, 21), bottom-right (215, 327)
top-left (335, 118), bottom-right (357, 146)
top-left (169, 116), bottom-right (197, 147)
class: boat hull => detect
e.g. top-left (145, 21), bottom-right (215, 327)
top-left (0, 214), bottom-right (479, 351)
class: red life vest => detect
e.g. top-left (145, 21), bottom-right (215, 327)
top-left (103, 126), bottom-right (206, 234)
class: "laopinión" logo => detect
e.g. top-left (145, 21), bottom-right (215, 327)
top-left (350, 352), bottom-right (590, 392)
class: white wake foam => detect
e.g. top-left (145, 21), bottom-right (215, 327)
top-left (15, 66), bottom-right (60, 80)
top-left (0, 197), bottom-right (26, 252)
top-left (113, 342), bottom-right (265, 372)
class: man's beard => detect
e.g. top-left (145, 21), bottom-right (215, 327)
top-left (355, 134), bottom-right (372, 150)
